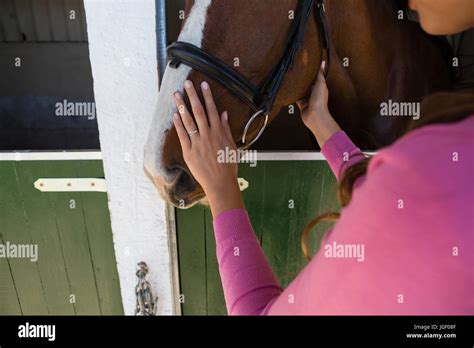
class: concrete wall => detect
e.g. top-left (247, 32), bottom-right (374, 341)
top-left (84, 0), bottom-right (177, 315)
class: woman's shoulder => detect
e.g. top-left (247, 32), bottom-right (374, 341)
top-left (366, 115), bottom-right (473, 195)
top-left (394, 113), bottom-right (473, 148)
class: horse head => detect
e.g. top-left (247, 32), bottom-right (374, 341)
top-left (144, 0), bottom-right (451, 208)
top-left (144, 0), bottom-right (322, 207)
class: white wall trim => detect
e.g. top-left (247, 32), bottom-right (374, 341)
top-left (0, 151), bottom-right (377, 162)
top-left (0, 151), bottom-right (102, 161)
top-left (165, 203), bottom-right (182, 315)
top-left (247, 152), bottom-right (327, 161)
top-left (242, 151), bottom-right (376, 161)
top-left (84, 0), bottom-right (175, 315)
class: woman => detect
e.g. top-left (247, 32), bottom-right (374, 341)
top-left (171, 0), bottom-right (474, 315)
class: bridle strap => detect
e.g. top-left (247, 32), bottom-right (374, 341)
top-left (255, 0), bottom-right (316, 114)
top-left (168, 0), bottom-right (317, 113)
top-left (168, 41), bottom-right (261, 112)
top-left (315, 0), bottom-right (330, 77)
top-left (167, 0), bottom-right (331, 146)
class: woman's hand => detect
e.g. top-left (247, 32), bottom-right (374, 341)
top-left (297, 61), bottom-right (341, 148)
top-left (173, 80), bottom-right (244, 217)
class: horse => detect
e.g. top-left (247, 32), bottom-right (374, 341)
top-left (144, 0), bottom-right (451, 208)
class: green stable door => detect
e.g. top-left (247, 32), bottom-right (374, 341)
top-left (176, 159), bottom-right (339, 315)
top-left (0, 160), bottom-right (123, 315)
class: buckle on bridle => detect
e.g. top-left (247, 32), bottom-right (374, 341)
top-left (317, 0), bottom-right (326, 12)
top-left (241, 110), bottom-right (269, 149)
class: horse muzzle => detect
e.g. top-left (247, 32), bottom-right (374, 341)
top-left (144, 161), bottom-right (206, 209)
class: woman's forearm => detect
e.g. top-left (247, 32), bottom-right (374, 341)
top-left (308, 109), bottom-right (342, 149)
top-left (207, 181), bottom-right (245, 218)
top-left (206, 108), bottom-right (342, 216)
top-left (298, 60), bottom-right (341, 149)
top-left (212, 208), bottom-right (282, 315)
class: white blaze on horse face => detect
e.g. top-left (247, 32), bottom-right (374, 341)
top-left (144, 0), bottom-right (213, 182)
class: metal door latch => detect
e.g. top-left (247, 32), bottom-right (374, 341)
top-left (135, 261), bottom-right (158, 316)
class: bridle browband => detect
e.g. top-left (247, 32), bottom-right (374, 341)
top-left (167, 0), bottom-right (330, 148)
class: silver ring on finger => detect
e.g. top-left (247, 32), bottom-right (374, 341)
top-left (187, 129), bottom-right (199, 137)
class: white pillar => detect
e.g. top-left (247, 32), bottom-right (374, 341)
top-left (84, 0), bottom-right (178, 315)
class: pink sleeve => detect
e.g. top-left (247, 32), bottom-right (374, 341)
top-left (212, 118), bottom-right (474, 315)
top-left (212, 208), bottom-right (282, 315)
top-left (321, 130), bottom-right (366, 180)
top-left (212, 131), bottom-right (365, 315)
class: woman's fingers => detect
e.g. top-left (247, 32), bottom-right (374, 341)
top-left (309, 60), bottom-right (328, 104)
top-left (297, 61), bottom-right (326, 114)
top-left (173, 112), bottom-right (191, 151)
top-left (173, 92), bottom-right (199, 136)
top-left (316, 60), bottom-right (327, 83)
top-left (200, 81), bottom-right (220, 128)
top-left (220, 111), bottom-right (234, 142)
top-left (296, 98), bottom-right (309, 113)
top-left (183, 80), bottom-right (209, 132)
top-left (312, 60), bottom-right (327, 92)
top-left (174, 81), bottom-right (235, 149)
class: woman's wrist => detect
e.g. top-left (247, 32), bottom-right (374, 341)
top-left (308, 108), bottom-right (341, 148)
top-left (206, 181), bottom-right (244, 218)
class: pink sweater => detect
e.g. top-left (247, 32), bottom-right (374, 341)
top-left (213, 115), bottom-right (474, 315)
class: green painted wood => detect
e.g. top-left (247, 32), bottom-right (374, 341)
top-left (259, 161), bottom-right (298, 287)
top-left (204, 208), bottom-right (226, 315)
top-left (0, 163), bottom-right (23, 315)
top-left (176, 160), bottom-right (340, 315)
top-left (0, 160), bottom-right (123, 315)
top-left (0, 162), bottom-right (49, 314)
top-left (315, 164), bottom-right (339, 250)
top-left (45, 161), bottom-right (102, 314)
top-left (281, 161), bottom-right (323, 286)
top-left (14, 161), bottom-right (75, 314)
top-left (76, 161), bottom-right (124, 315)
top-left (239, 162), bottom-right (267, 244)
top-left (0, 233), bottom-right (22, 315)
top-left (283, 162), bottom-right (338, 285)
top-left (176, 206), bottom-right (207, 315)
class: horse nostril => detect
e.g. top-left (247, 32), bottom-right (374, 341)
top-left (165, 163), bottom-right (193, 183)
top-left (166, 166), bottom-right (181, 180)
top-left (165, 164), bottom-right (198, 198)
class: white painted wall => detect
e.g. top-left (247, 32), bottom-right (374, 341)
top-left (84, 0), bottom-right (177, 315)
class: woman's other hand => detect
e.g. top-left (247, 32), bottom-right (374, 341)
top-left (297, 61), bottom-right (341, 148)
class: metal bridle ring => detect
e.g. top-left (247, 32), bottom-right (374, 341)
top-left (241, 110), bottom-right (269, 148)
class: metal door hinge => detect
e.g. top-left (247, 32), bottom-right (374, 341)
top-left (34, 178), bottom-right (107, 192)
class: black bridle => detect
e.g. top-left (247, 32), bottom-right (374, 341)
top-left (167, 0), bottom-right (330, 148)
